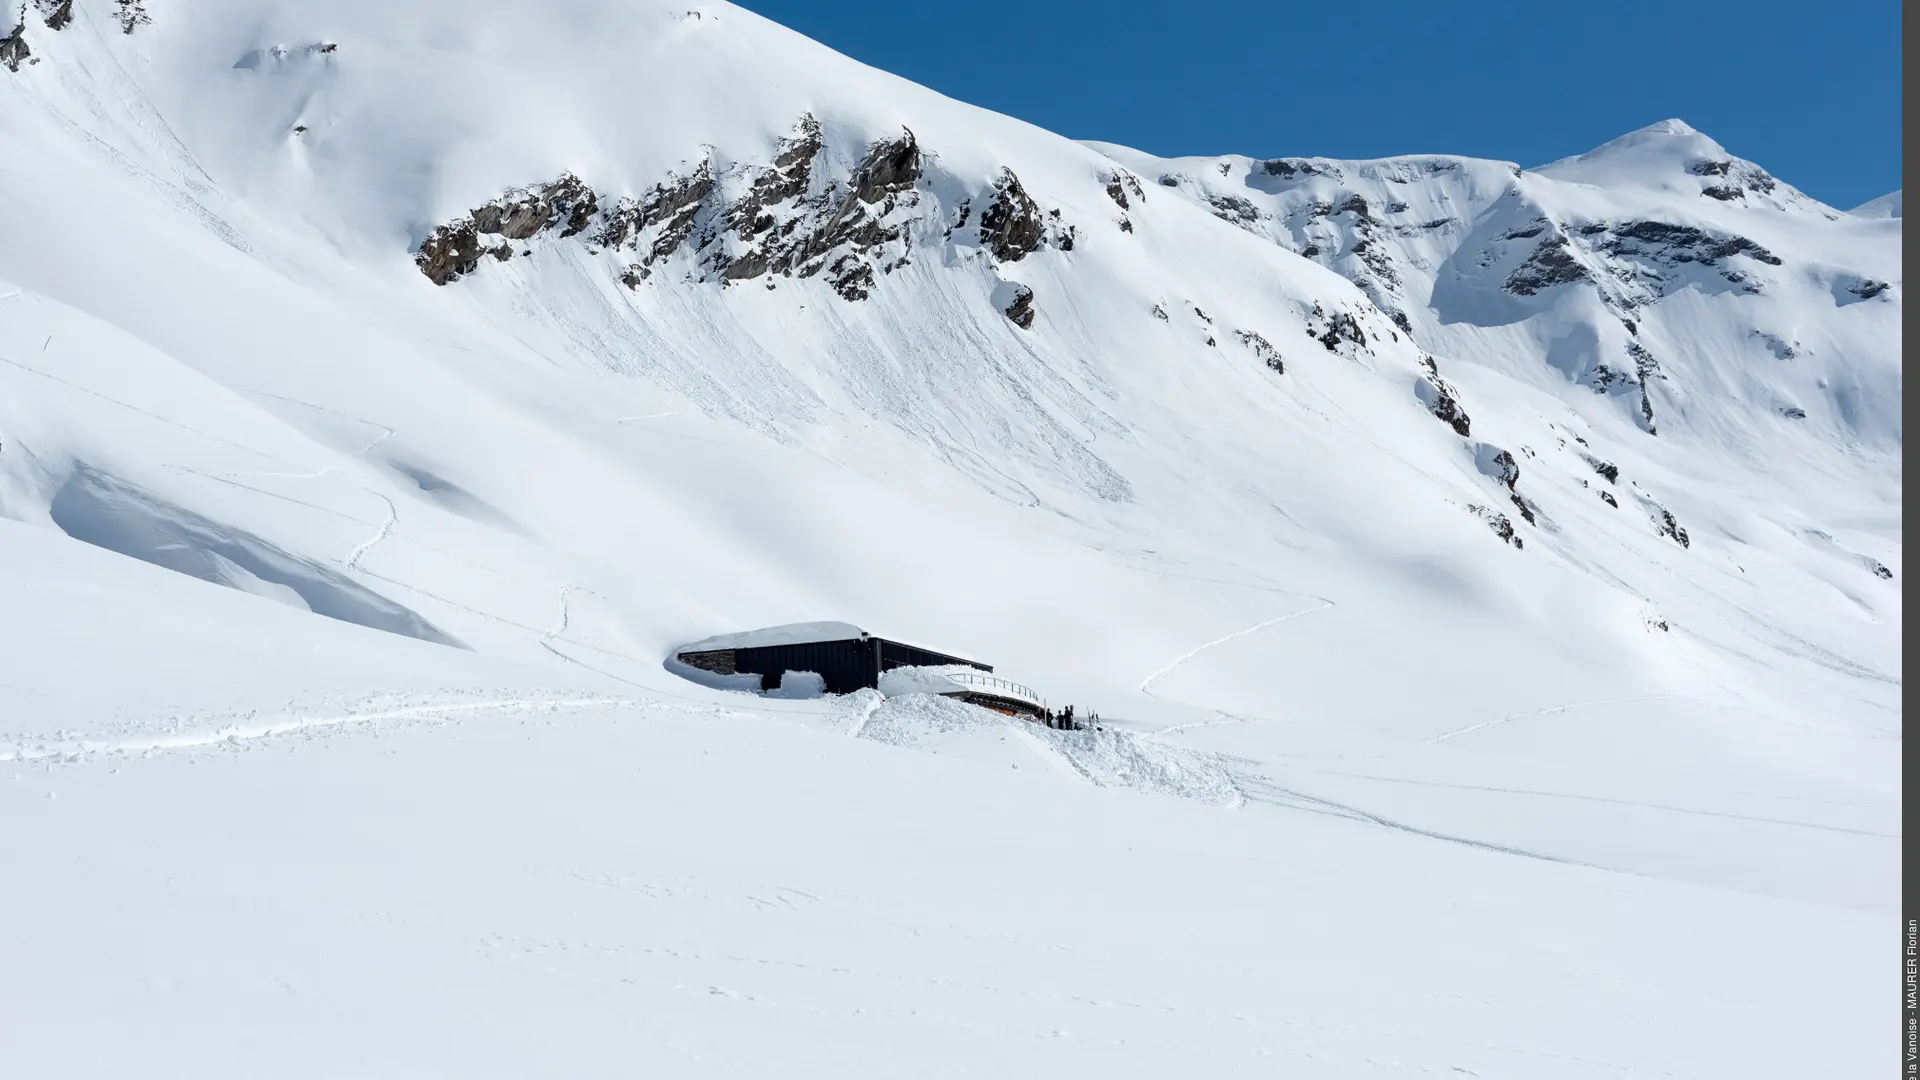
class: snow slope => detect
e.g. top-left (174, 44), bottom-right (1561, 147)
top-left (1853, 189), bottom-right (1902, 218)
top-left (0, 1), bottom-right (1899, 1075)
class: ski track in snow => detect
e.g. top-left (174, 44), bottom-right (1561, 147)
top-left (1137, 599), bottom-right (1336, 696)
top-left (1427, 695), bottom-right (1687, 744)
top-left (0, 352), bottom-right (301, 465)
top-left (535, 585), bottom-right (682, 693)
top-left (1144, 712), bottom-right (1266, 743)
top-left (1272, 763), bottom-right (1898, 839)
top-left (1233, 773), bottom-right (1588, 866)
top-left (344, 492), bottom-right (398, 570)
top-left (0, 695), bottom-right (642, 763)
top-left (547, 584), bottom-right (579, 639)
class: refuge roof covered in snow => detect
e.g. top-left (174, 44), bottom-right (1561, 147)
top-left (677, 621), bottom-right (870, 653)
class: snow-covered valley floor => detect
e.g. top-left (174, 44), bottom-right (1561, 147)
top-left (0, 519), bottom-right (1890, 1077)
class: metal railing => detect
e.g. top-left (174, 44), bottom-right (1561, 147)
top-left (940, 670), bottom-right (1044, 708)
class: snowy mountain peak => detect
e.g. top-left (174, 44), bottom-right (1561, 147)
top-left (1532, 119), bottom-right (1809, 211)
top-left (1852, 189), bottom-right (1902, 218)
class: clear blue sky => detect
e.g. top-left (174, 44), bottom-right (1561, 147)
top-left (732, 0), bottom-right (1902, 210)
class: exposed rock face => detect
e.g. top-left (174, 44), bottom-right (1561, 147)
top-left (0, 19), bottom-right (28, 73)
top-left (1586, 456), bottom-right (1620, 484)
top-left (1846, 278), bottom-right (1889, 300)
top-left (1652, 505), bottom-right (1690, 547)
top-left (600, 161), bottom-right (715, 273)
top-left (1589, 340), bottom-right (1664, 434)
top-left (1258, 158), bottom-right (1342, 181)
top-left (415, 221), bottom-right (485, 285)
top-left (1103, 170), bottom-right (1144, 210)
top-left (1688, 158), bottom-right (1778, 202)
top-left (415, 172), bottom-right (598, 284)
top-left (113, 0), bottom-right (148, 34)
top-left (850, 129), bottom-right (921, 203)
top-left (1206, 193), bottom-right (1261, 229)
top-left (702, 125), bottom-right (923, 298)
top-left (473, 173), bottom-right (597, 240)
top-left (1259, 185), bottom-right (1410, 332)
top-left (1415, 357), bottom-right (1471, 436)
top-left (1468, 504), bottom-right (1523, 549)
top-left (978, 168), bottom-right (1044, 262)
top-left (1475, 442), bottom-right (1520, 490)
top-left (1505, 233), bottom-right (1588, 295)
top-left (725, 114), bottom-right (822, 241)
top-left (1235, 329), bottom-right (1282, 373)
top-left (1305, 303), bottom-right (1368, 355)
top-left (1002, 283), bottom-right (1035, 329)
top-left (1601, 219), bottom-right (1781, 272)
top-left (38, 0), bottom-right (72, 31)
top-left (1498, 217), bottom-right (1779, 308)
top-left (414, 119), bottom-right (1075, 314)
top-left (1599, 490), bottom-right (1618, 508)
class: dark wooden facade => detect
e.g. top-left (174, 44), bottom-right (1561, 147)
top-left (678, 632), bottom-right (990, 695)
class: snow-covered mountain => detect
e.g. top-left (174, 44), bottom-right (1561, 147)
top-left (0, 2), bottom-right (1899, 1076)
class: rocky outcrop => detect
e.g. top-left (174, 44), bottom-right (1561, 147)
top-left (1103, 170), bottom-right (1144, 210)
top-left (415, 222), bottom-right (487, 285)
top-left (1468, 504), bottom-right (1523, 549)
top-left (1305, 303), bottom-right (1368, 355)
top-left (1618, 341), bottom-right (1662, 432)
top-left (1206, 193), bottom-right (1261, 229)
top-left (1475, 444), bottom-right (1519, 489)
top-left (849, 129), bottom-right (921, 203)
top-left (112, 0), bottom-right (148, 34)
top-left (1501, 218), bottom-right (1778, 305)
top-left (1415, 357), bottom-right (1470, 436)
top-left (1600, 220), bottom-right (1780, 270)
top-left (413, 119), bottom-right (1078, 313)
top-left (414, 172), bottom-right (598, 284)
top-left (707, 126), bottom-right (922, 298)
top-left (1652, 505), bottom-right (1690, 548)
top-left (1258, 158), bottom-right (1342, 181)
top-left (1271, 190), bottom-right (1409, 327)
top-left (978, 168), bottom-right (1044, 262)
top-left (1688, 158), bottom-right (1777, 202)
top-left (594, 161), bottom-right (713, 274)
top-left (1505, 233), bottom-right (1588, 295)
top-left (0, 18), bottom-right (28, 73)
top-left (474, 173), bottom-right (597, 240)
top-left (1001, 283), bottom-right (1035, 329)
top-left (37, 0), bottom-right (71, 31)
top-left (1472, 442), bottom-right (1536, 525)
top-left (1236, 329), bottom-right (1282, 373)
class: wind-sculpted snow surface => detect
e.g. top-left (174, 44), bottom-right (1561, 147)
top-left (0, 1), bottom-right (1898, 1076)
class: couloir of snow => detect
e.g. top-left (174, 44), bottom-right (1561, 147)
top-left (0, 2), bottom-right (1898, 1076)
